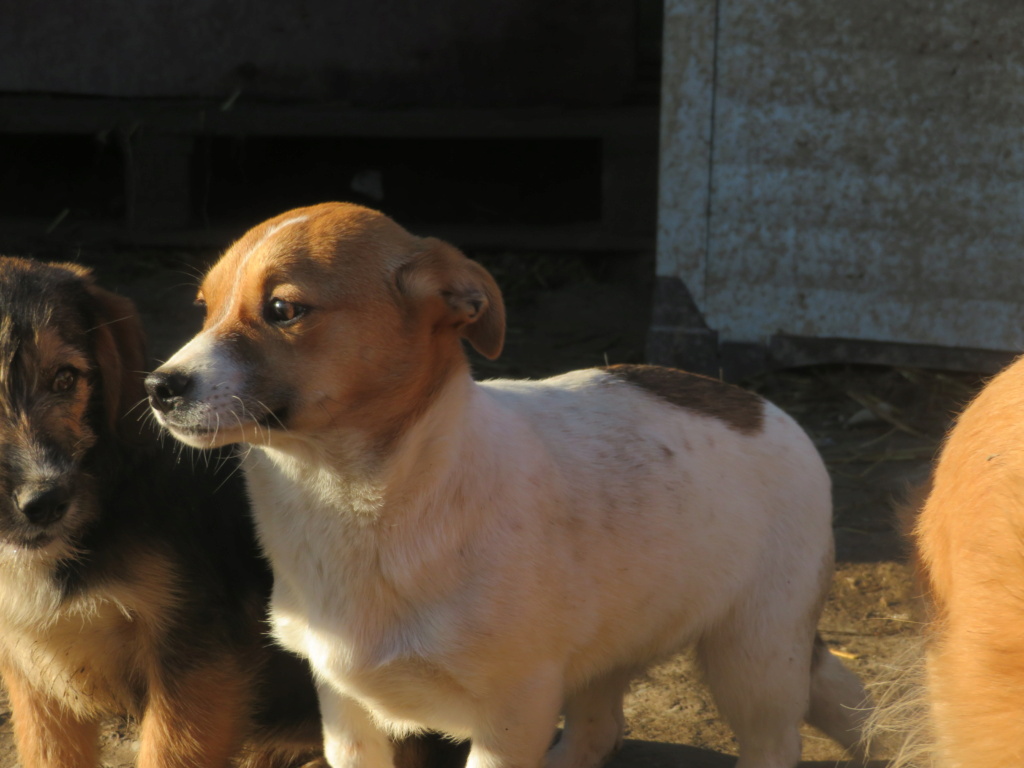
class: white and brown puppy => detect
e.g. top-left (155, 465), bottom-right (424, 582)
top-left (146, 202), bottom-right (869, 768)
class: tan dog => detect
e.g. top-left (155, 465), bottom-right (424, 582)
top-left (905, 357), bottom-right (1024, 766)
top-left (145, 202), bottom-right (870, 768)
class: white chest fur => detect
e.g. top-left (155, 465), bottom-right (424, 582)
top-left (242, 448), bottom-right (479, 735)
top-left (0, 558), bottom-right (141, 716)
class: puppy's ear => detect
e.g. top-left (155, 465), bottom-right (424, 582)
top-left (83, 280), bottom-right (149, 442)
top-left (398, 238), bottom-right (506, 360)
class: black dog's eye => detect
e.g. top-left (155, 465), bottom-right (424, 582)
top-left (264, 298), bottom-right (308, 326)
top-left (51, 367), bottom-right (79, 394)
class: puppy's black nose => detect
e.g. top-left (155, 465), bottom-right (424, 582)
top-left (17, 486), bottom-right (70, 526)
top-left (145, 370), bottom-right (192, 413)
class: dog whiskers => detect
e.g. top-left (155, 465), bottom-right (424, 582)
top-left (213, 448), bottom-right (247, 494)
top-left (254, 398), bottom-right (289, 435)
top-left (173, 262), bottom-right (206, 286)
top-left (84, 314), bottom-right (135, 334)
top-left (126, 396), bottom-right (152, 421)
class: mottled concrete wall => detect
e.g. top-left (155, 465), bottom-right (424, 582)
top-left (656, 0), bottom-right (717, 308)
top-left (657, 0), bottom-right (1024, 354)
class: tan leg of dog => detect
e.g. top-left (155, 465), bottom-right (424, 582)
top-left (545, 669), bottom-right (630, 768)
top-left (137, 661), bottom-right (249, 768)
top-left (2, 665), bottom-right (99, 768)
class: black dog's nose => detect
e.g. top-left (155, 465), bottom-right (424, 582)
top-left (17, 485), bottom-right (70, 526)
top-left (145, 370), bottom-right (193, 413)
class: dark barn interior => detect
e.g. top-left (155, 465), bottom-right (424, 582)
top-left (0, 0), bottom-right (662, 253)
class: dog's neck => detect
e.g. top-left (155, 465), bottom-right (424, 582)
top-left (247, 368), bottom-right (483, 521)
top-left (241, 368), bottom-right (504, 646)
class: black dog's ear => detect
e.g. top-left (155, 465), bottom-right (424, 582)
top-left (397, 238), bottom-right (506, 360)
top-left (77, 275), bottom-right (149, 443)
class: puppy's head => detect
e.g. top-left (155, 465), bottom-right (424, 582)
top-left (0, 257), bottom-right (147, 557)
top-left (146, 203), bottom-right (504, 452)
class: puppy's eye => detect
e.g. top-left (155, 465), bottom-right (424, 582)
top-left (264, 298), bottom-right (308, 326)
top-left (51, 367), bottom-right (79, 394)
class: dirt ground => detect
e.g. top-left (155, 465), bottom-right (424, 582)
top-left (0, 244), bottom-right (977, 767)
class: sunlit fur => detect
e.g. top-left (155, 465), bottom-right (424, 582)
top-left (0, 257), bottom-right (325, 768)
top-left (150, 203), bottom-right (871, 768)
top-left (893, 355), bottom-right (1024, 766)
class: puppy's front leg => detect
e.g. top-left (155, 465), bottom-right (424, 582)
top-left (318, 684), bottom-right (394, 768)
top-left (137, 659), bottom-right (250, 768)
top-left (465, 667), bottom-right (564, 768)
top-left (1, 664), bottom-right (100, 768)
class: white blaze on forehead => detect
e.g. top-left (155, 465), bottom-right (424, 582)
top-left (258, 214), bottom-right (311, 244)
top-left (208, 214), bottom-right (310, 330)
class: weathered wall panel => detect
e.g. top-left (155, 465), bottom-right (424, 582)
top-left (655, 0), bottom-right (718, 308)
top-left (657, 0), bottom-right (1024, 361)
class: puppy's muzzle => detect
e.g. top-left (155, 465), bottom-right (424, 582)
top-left (15, 483), bottom-right (71, 527)
top-left (145, 370), bottom-right (193, 414)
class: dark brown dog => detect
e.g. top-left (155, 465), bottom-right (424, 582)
top-left (0, 256), bottom-right (326, 768)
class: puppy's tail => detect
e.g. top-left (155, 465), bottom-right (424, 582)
top-left (854, 479), bottom-right (937, 766)
top-left (806, 635), bottom-right (875, 760)
top-left (859, 634), bottom-right (937, 767)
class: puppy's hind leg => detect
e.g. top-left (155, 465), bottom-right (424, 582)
top-left (697, 613), bottom-right (810, 768)
top-left (544, 668), bottom-right (632, 768)
top-left (806, 634), bottom-right (872, 757)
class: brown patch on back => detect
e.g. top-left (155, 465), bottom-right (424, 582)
top-left (603, 364), bottom-right (765, 435)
